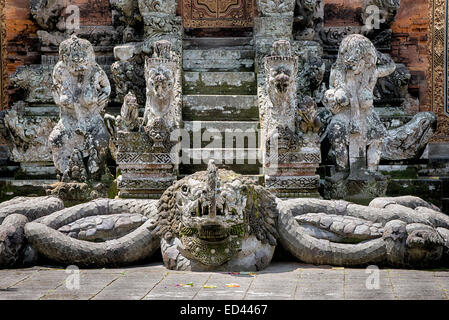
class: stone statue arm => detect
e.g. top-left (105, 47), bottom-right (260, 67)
top-left (323, 65), bottom-right (350, 115)
top-left (51, 62), bottom-right (73, 110)
top-left (376, 52), bottom-right (396, 79)
top-left (95, 67), bottom-right (111, 112)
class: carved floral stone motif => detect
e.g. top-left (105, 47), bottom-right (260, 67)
top-left (49, 35), bottom-right (111, 182)
top-left (257, 0), bottom-right (295, 16)
top-left (3, 102), bottom-right (57, 163)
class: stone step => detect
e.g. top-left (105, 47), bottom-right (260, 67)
top-left (0, 178), bottom-right (56, 202)
top-left (183, 49), bottom-right (255, 71)
top-left (183, 121), bottom-right (260, 148)
top-left (183, 37), bottom-right (253, 50)
top-left (182, 95), bottom-right (259, 121)
top-left (181, 148), bottom-right (261, 165)
top-left (180, 161), bottom-right (261, 176)
top-left (183, 72), bottom-right (256, 95)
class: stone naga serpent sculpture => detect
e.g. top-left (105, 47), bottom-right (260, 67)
top-left (2, 161), bottom-right (449, 270)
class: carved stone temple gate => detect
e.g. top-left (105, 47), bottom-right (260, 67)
top-left (182, 0), bottom-right (254, 28)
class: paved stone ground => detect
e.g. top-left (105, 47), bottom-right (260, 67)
top-left (1, 262), bottom-right (449, 300)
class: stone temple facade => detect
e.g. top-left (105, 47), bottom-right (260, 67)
top-left (1, 0), bottom-right (449, 273)
top-left (0, 0), bottom-right (448, 213)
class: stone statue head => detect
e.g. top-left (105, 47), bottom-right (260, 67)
top-left (337, 34), bottom-right (377, 75)
top-left (265, 40), bottom-right (298, 96)
top-left (157, 161), bottom-right (278, 267)
top-left (144, 41), bottom-right (177, 116)
top-left (144, 117), bottom-right (170, 152)
top-left (59, 35), bottom-right (95, 75)
top-left (297, 0), bottom-right (317, 11)
top-left (121, 92), bottom-right (139, 129)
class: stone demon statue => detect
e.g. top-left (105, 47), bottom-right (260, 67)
top-left (322, 34), bottom-right (436, 179)
top-left (49, 35), bottom-right (111, 182)
top-left (2, 161), bottom-right (449, 270)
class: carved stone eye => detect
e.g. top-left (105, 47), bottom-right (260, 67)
top-left (181, 185), bottom-right (190, 195)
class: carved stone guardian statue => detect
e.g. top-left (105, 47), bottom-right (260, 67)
top-left (115, 40), bottom-right (181, 198)
top-left (261, 40), bottom-right (321, 197)
top-left (49, 35), bottom-right (111, 183)
top-left (323, 34), bottom-right (437, 199)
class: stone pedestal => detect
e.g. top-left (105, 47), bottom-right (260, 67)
top-left (265, 148), bottom-right (321, 198)
top-left (116, 131), bottom-right (178, 199)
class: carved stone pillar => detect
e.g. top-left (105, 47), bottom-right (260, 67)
top-left (261, 40), bottom-right (321, 198)
top-left (116, 40), bottom-right (181, 199)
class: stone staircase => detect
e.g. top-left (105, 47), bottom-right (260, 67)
top-left (180, 36), bottom-right (262, 177)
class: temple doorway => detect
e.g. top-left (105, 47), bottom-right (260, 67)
top-left (181, 0), bottom-right (255, 37)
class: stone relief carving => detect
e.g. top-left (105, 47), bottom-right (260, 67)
top-left (113, 40), bottom-right (181, 198)
top-left (138, 0), bottom-right (177, 15)
top-left (3, 102), bottom-right (56, 163)
top-left (158, 161), bottom-right (279, 271)
top-left (257, 0), bottom-right (295, 16)
top-left (49, 35), bottom-right (111, 182)
top-left (322, 34), bottom-right (437, 198)
top-left (10, 65), bottom-right (54, 104)
top-left (143, 40), bottom-right (181, 129)
top-left (293, 0), bottom-right (323, 40)
top-left (261, 40), bottom-right (298, 138)
top-left (29, 0), bottom-right (65, 31)
top-left (260, 40), bottom-right (321, 196)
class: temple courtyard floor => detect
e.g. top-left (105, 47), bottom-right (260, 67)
top-left (1, 262), bottom-right (449, 300)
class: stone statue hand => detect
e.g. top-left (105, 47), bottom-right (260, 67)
top-left (349, 119), bottom-right (362, 134)
top-left (97, 93), bottom-right (109, 107)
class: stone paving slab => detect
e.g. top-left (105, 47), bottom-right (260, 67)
top-left (0, 263), bottom-right (449, 300)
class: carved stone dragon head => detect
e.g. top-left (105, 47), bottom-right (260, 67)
top-left (157, 161), bottom-right (278, 269)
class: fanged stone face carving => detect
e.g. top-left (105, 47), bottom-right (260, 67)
top-left (144, 117), bottom-right (171, 152)
top-left (269, 66), bottom-right (293, 95)
top-left (298, 0), bottom-right (317, 11)
top-left (146, 66), bottom-right (175, 102)
top-left (143, 41), bottom-right (179, 126)
top-left (174, 170), bottom-right (248, 266)
top-left (158, 161), bottom-right (278, 267)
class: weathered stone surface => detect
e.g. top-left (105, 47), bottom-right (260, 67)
top-left (183, 49), bottom-right (255, 72)
top-left (323, 34), bottom-right (395, 176)
top-left (3, 102), bottom-right (57, 163)
top-left (49, 35), bottom-right (111, 183)
top-left (259, 40), bottom-right (321, 196)
top-left (114, 40), bottom-right (181, 198)
top-left (24, 199), bottom-right (160, 267)
top-left (9, 65), bottom-right (54, 104)
top-left (183, 95), bottom-right (258, 121)
top-left (29, 0), bottom-right (65, 31)
top-left (293, 0), bottom-right (324, 40)
top-left (183, 72), bottom-right (256, 95)
top-left (158, 161), bottom-right (278, 271)
top-left (256, 0), bottom-right (295, 17)
top-left (382, 112), bottom-right (437, 160)
top-left (0, 214), bottom-right (29, 268)
top-left (58, 213), bottom-right (148, 241)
